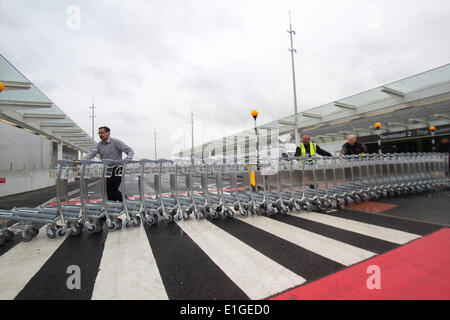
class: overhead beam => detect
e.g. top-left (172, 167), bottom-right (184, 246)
top-left (0, 100), bottom-right (53, 108)
top-left (62, 134), bottom-right (91, 138)
top-left (0, 81), bottom-right (32, 90)
top-left (381, 86), bottom-right (405, 98)
top-left (278, 120), bottom-right (297, 126)
top-left (40, 122), bottom-right (76, 128)
top-left (23, 113), bottom-right (65, 119)
top-left (408, 118), bottom-right (429, 125)
top-left (437, 113), bottom-right (450, 120)
top-left (334, 102), bottom-right (357, 111)
top-left (353, 128), bottom-right (372, 133)
top-left (387, 122), bottom-right (410, 129)
top-left (301, 112), bottom-right (322, 120)
top-left (52, 129), bottom-right (82, 134)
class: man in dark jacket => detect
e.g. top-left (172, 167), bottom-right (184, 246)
top-left (341, 135), bottom-right (367, 155)
top-left (435, 137), bottom-right (450, 153)
top-left (435, 137), bottom-right (450, 175)
top-left (294, 135), bottom-right (332, 157)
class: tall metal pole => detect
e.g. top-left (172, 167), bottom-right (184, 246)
top-left (190, 111), bottom-right (194, 165)
top-left (287, 11), bottom-right (299, 145)
top-left (89, 97), bottom-right (96, 139)
top-left (254, 118), bottom-right (260, 169)
top-left (154, 129), bottom-right (157, 160)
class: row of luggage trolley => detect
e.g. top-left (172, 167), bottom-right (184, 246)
top-left (0, 152), bottom-right (448, 245)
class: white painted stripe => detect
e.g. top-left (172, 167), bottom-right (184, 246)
top-left (237, 215), bottom-right (375, 266)
top-left (289, 212), bottom-right (421, 244)
top-left (177, 219), bottom-right (306, 300)
top-left (0, 226), bottom-right (68, 300)
top-left (92, 226), bottom-right (168, 300)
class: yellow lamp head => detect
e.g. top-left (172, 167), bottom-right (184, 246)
top-left (0, 82), bottom-right (4, 92)
top-left (374, 122), bottom-right (382, 129)
top-left (251, 110), bottom-right (258, 120)
top-left (429, 126), bottom-right (436, 131)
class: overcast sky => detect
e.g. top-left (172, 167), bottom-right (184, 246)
top-left (1, 0), bottom-right (449, 159)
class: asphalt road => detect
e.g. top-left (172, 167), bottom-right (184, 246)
top-left (0, 179), bottom-right (449, 300)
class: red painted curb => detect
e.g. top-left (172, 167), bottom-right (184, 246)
top-left (271, 228), bottom-right (450, 300)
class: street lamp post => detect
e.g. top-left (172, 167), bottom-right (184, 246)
top-left (429, 126), bottom-right (436, 151)
top-left (375, 122), bottom-right (382, 154)
top-left (251, 110), bottom-right (259, 168)
top-left (287, 11), bottom-right (299, 145)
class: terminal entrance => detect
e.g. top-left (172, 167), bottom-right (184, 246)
top-left (365, 137), bottom-right (436, 154)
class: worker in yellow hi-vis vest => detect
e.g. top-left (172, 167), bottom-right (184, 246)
top-left (294, 135), bottom-right (332, 157)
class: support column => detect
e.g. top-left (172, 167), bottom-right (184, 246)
top-left (223, 137), bottom-right (227, 164)
top-left (234, 136), bottom-right (238, 163)
top-left (57, 140), bottom-right (63, 160)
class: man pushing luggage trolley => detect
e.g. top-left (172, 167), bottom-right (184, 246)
top-left (84, 126), bottom-right (134, 201)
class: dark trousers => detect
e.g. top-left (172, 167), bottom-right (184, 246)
top-left (106, 166), bottom-right (123, 202)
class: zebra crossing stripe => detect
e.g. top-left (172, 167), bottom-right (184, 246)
top-left (176, 219), bottom-right (306, 300)
top-left (289, 212), bottom-right (421, 245)
top-left (0, 226), bottom-right (68, 300)
top-left (237, 215), bottom-right (375, 266)
top-left (91, 225), bottom-right (168, 300)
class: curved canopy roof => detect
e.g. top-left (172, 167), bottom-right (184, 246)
top-left (183, 63), bottom-right (450, 157)
top-left (0, 55), bottom-right (96, 152)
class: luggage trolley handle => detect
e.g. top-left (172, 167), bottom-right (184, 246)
top-left (246, 161), bottom-right (258, 215)
top-left (55, 159), bottom-right (81, 229)
top-left (137, 159), bottom-right (158, 222)
top-left (157, 159), bottom-right (174, 219)
top-left (99, 159), bottom-right (123, 217)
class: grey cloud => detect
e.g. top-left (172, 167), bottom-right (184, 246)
top-left (1, 0), bottom-right (449, 159)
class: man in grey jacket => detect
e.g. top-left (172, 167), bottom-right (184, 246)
top-left (84, 126), bottom-right (134, 201)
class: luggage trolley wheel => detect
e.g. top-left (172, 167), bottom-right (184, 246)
top-left (330, 199), bottom-right (338, 209)
top-left (46, 225), bottom-right (57, 239)
top-left (164, 214), bottom-right (174, 224)
top-left (29, 227), bottom-right (39, 237)
top-left (107, 220), bottom-right (118, 231)
top-left (70, 223), bottom-right (83, 236)
top-left (369, 192), bottom-right (379, 200)
top-left (56, 227), bottom-right (66, 238)
top-left (279, 204), bottom-right (289, 214)
top-left (305, 202), bottom-right (314, 211)
top-left (225, 208), bottom-right (234, 218)
top-left (85, 222), bottom-right (97, 233)
top-left (2, 229), bottom-right (14, 240)
top-left (208, 208), bottom-right (219, 219)
top-left (145, 213), bottom-right (158, 225)
top-left (239, 208), bottom-right (248, 217)
top-left (119, 218), bottom-right (129, 230)
top-left (175, 213), bottom-right (183, 222)
top-left (345, 197), bottom-right (355, 206)
top-left (21, 231), bottom-right (33, 242)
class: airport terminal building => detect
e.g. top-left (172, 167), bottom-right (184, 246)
top-left (0, 55), bottom-right (96, 196)
top-left (176, 64), bottom-right (450, 161)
